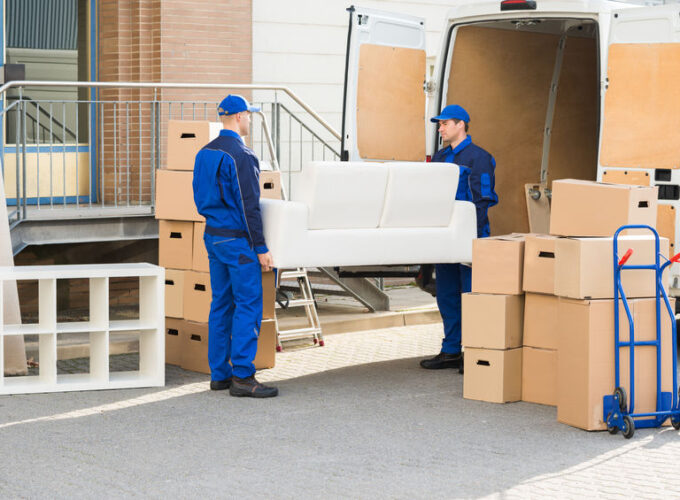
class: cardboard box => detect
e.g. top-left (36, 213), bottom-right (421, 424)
top-left (471, 234), bottom-right (526, 295)
top-left (523, 235), bottom-right (559, 294)
top-left (165, 318), bottom-right (184, 366)
top-left (192, 222), bottom-right (209, 272)
top-left (260, 171), bottom-right (282, 200)
top-left (550, 179), bottom-right (658, 237)
top-left (155, 170), bottom-right (204, 222)
top-left (183, 271), bottom-right (211, 323)
top-left (523, 293), bottom-right (559, 350)
top-left (181, 319), bottom-right (277, 374)
top-left (463, 347), bottom-right (523, 403)
top-left (159, 220), bottom-right (193, 270)
top-left (166, 120), bottom-right (222, 171)
top-left (554, 235), bottom-right (669, 299)
top-left (557, 297), bottom-right (674, 431)
top-left (522, 347), bottom-right (557, 406)
top-left (253, 319), bottom-right (277, 369)
top-left (165, 269), bottom-right (185, 319)
top-left (462, 293), bottom-right (524, 349)
top-left (182, 321), bottom-right (210, 374)
top-left (262, 271), bottom-right (276, 320)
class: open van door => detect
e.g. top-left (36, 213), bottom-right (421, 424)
top-left (341, 6), bottom-right (426, 162)
top-left (600, 4), bottom-right (680, 171)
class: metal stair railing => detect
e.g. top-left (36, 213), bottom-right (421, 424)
top-left (0, 80), bottom-right (387, 310)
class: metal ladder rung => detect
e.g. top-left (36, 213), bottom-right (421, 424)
top-left (275, 267), bottom-right (324, 350)
top-left (278, 327), bottom-right (322, 338)
top-left (280, 298), bottom-right (315, 308)
top-left (280, 271), bottom-right (307, 279)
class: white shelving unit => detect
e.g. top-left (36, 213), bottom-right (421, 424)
top-left (0, 263), bottom-right (165, 394)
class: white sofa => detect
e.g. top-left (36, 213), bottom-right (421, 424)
top-left (260, 161), bottom-right (477, 269)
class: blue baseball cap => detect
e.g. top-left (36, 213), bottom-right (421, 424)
top-left (217, 94), bottom-right (261, 116)
top-left (430, 104), bottom-right (470, 123)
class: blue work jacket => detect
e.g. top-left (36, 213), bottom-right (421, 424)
top-left (192, 129), bottom-right (268, 254)
top-left (432, 135), bottom-right (498, 237)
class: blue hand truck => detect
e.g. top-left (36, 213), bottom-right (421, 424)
top-left (603, 224), bottom-right (680, 439)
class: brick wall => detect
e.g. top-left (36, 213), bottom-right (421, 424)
top-left (97, 0), bottom-right (252, 203)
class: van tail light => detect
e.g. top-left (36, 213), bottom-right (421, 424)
top-left (501, 0), bottom-right (537, 11)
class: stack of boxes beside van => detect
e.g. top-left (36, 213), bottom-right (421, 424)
top-left (463, 179), bottom-right (675, 431)
top-left (157, 120), bottom-right (281, 373)
top-left (462, 234), bottom-right (526, 403)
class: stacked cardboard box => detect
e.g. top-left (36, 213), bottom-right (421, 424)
top-left (462, 234), bottom-right (526, 403)
top-left (547, 179), bottom-right (674, 431)
top-left (158, 120), bottom-right (279, 374)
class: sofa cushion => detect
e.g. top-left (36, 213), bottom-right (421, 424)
top-left (379, 162), bottom-right (459, 228)
top-left (292, 161), bottom-right (389, 230)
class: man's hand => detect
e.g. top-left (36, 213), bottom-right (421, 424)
top-left (258, 251), bottom-right (274, 272)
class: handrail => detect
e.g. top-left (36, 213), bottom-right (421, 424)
top-left (0, 80), bottom-right (341, 141)
top-left (6, 95), bottom-right (78, 141)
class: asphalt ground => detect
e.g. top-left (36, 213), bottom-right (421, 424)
top-left (1, 323), bottom-right (680, 499)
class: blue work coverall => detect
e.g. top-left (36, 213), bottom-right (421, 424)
top-left (432, 135), bottom-right (498, 354)
top-left (192, 129), bottom-right (268, 380)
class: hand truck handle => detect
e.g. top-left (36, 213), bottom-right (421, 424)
top-left (670, 252), bottom-right (680, 263)
top-left (618, 248), bottom-right (634, 266)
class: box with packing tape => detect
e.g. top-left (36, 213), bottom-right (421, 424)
top-left (166, 120), bottom-right (222, 171)
top-left (471, 233), bottom-right (526, 295)
top-left (550, 179), bottom-right (657, 237)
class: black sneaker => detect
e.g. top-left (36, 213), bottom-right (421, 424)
top-left (229, 375), bottom-right (279, 398)
top-left (210, 379), bottom-right (232, 391)
top-left (420, 352), bottom-right (464, 370)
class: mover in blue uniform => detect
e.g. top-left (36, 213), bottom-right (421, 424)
top-left (420, 105), bottom-right (498, 370)
top-left (192, 94), bottom-right (278, 398)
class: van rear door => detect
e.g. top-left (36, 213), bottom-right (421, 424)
top-left (341, 6), bottom-right (426, 162)
top-left (600, 4), bottom-right (680, 171)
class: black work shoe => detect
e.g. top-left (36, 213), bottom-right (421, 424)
top-left (420, 352), bottom-right (464, 370)
top-left (229, 376), bottom-right (279, 398)
top-left (210, 379), bottom-right (232, 390)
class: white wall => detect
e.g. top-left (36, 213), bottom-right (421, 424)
top-left (252, 0), bottom-right (455, 152)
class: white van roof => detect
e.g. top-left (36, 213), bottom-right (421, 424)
top-left (444, 0), bottom-right (651, 21)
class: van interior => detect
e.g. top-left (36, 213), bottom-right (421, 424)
top-left (441, 19), bottom-right (600, 235)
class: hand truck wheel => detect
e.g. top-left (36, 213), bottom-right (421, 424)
top-left (671, 416), bottom-right (680, 430)
top-left (622, 415), bottom-right (635, 439)
top-left (614, 387), bottom-right (627, 412)
top-left (606, 413), bottom-right (619, 435)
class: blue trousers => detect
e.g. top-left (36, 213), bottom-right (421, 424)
top-left (203, 233), bottom-right (263, 380)
top-left (435, 263), bottom-right (472, 355)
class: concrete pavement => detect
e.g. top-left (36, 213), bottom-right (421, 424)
top-left (1, 323), bottom-right (680, 498)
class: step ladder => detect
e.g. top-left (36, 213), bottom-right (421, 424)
top-left (275, 268), bottom-right (324, 351)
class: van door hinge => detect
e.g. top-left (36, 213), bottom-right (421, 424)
top-left (423, 80), bottom-right (437, 95)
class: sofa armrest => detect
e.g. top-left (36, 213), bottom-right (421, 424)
top-left (260, 199), bottom-right (309, 266)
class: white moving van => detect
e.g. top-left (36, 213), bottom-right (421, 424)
top-left (340, 0), bottom-right (680, 287)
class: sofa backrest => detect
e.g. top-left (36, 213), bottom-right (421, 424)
top-left (291, 161), bottom-right (460, 230)
top-left (379, 162), bottom-right (459, 228)
top-left (292, 161), bottom-right (389, 229)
